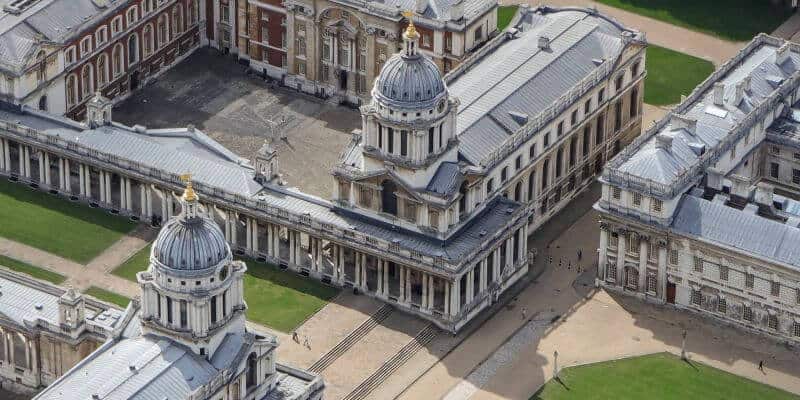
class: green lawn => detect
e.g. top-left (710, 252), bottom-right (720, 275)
top-left (645, 44), bottom-right (715, 106)
top-left (112, 244), bottom-right (152, 281)
top-left (497, 5), bottom-right (518, 31)
top-left (0, 179), bottom-right (136, 263)
top-left (241, 259), bottom-right (339, 333)
top-left (0, 255), bottom-right (66, 284)
top-left (84, 286), bottom-right (131, 308)
top-left (595, 0), bottom-right (793, 42)
top-left (532, 353), bottom-right (797, 400)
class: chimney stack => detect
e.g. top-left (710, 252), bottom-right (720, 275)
top-left (776, 42), bottom-right (791, 66)
top-left (671, 114), bottom-right (697, 135)
top-left (713, 83), bottom-right (725, 106)
top-left (655, 133), bottom-right (673, 151)
top-left (733, 80), bottom-right (746, 106)
top-left (538, 36), bottom-right (550, 50)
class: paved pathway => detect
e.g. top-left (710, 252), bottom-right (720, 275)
top-left (84, 224), bottom-right (155, 273)
top-left (503, 0), bottom-right (744, 66)
top-left (400, 206), bottom-right (800, 400)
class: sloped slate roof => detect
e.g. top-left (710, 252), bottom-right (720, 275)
top-left (448, 8), bottom-right (627, 165)
top-left (615, 42), bottom-right (798, 185)
top-left (426, 161), bottom-right (462, 197)
top-left (671, 195), bottom-right (800, 269)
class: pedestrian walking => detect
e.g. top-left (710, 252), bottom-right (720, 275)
top-left (759, 360), bottom-right (764, 371)
top-left (292, 331), bottom-right (299, 343)
top-left (521, 306), bottom-right (528, 321)
top-left (578, 249), bottom-right (582, 260)
top-left (303, 335), bottom-right (311, 350)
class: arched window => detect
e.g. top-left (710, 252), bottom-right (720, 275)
top-left (38, 96), bottom-right (47, 111)
top-left (514, 181), bottom-right (522, 202)
top-left (126, 6), bottom-right (138, 25)
top-left (157, 14), bottom-right (170, 47)
top-left (112, 44), bottom-right (124, 77)
top-left (188, 0), bottom-right (198, 25)
top-left (66, 74), bottom-right (78, 107)
top-left (81, 64), bottom-right (93, 98)
top-left (13, 333), bottom-right (27, 369)
top-left (128, 33), bottom-right (139, 65)
top-left (97, 54), bottom-right (109, 86)
top-left (172, 4), bottom-right (183, 35)
top-left (35, 50), bottom-right (46, 83)
top-left (381, 180), bottom-right (398, 216)
top-left (527, 171), bottom-right (535, 202)
top-left (143, 24), bottom-right (154, 57)
top-left (246, 353), bottom-right (258, 388)
top-left (458, 181), bottom-right (468, 215)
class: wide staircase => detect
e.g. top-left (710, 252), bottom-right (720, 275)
top-left (308, 304), bottom-right (394, 373)
top-left (341, 324), bottom-right (440, 400)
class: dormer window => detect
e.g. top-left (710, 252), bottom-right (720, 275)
top-left (219, 265), bottom-right (229, 281)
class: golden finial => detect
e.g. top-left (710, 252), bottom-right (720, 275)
top-left (180, 173), bottom-right (197, 202)
top-left (402, 10), bottom-right (418, 39)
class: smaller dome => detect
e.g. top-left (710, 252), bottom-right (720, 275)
top-left (153, 215), bottom-right (229, 272)
top-left (373, 53), bottom-right (446, 108)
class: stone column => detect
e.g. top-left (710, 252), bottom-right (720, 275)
top-left (354, 252), bottom-right (361, 288)
top-left (145, 186), bottom-right (153, 218)
top-left (252, 220), bottom-right (260, 255)
top-left (658, 243), bottom-right (668, 301)
top-left (38, 151), bottom-right (46, 184)
top-left (160, 190), bottom-right (169, 221)
top-left (383, 262), bottom-right (389, 296)
top-left (399, 266), bottom-right (406, 303)
top-left (616, 231), bottom-right (626, 285)
top-left (166, 192), bottom-right (174, 218)
top-left (428, 275), bottom-right (435, 310)
top-left (479, 259), bottom-right (488, 293)
top-left (0, 138), bottom-right (5, 171)
top-left (43, 152), bottom-right (51, 186)
top-left (2, 139), bottom-right (9, 173)
top-left (119, 177), bottom-right (127, 210)
top-left (451, 278), bottom-right (461, 316)
top-left (125, 178), bottom-right (132, 212)
top-left (598, 227), bottom-right (609, 282)
top-left (467, 269), bottom-right (475, 303)
top-left (638, 238), bottom-right (648, 293)
top-left (105, 172), bottom-right (112, 206)
top-left (421, 272), bottom-right (428, 308)
top-left (99, 171), bottom-right (107, 203)
top-left (376, 260), bottom-right (384, 296)
top-left (224, 211), bottom-right (232, 242)
top-left (78, 164), bottom-right (86, 196)
top-left (492, 250), bottom-right (500, 283)
top-left (444, 281), bottom-right (450, 316)
top-left (24, 146), bottom-right (31, 179)
top-left (365, 30), bottom-right (376, 93)
top-left (246, 218), bottom-right (253, 254)
top-left (58, 158), bottom-right (65, 190)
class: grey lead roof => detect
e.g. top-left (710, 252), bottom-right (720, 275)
top-left (612, 40), bottom-right (797, 186)
top-left (448, 8), bottom-right (628, 165)
top-left (426, 161), bottom-right (462, 197)
top-left (671, 195), bottom-right (800, 269)
top-left (0, 0), bottom-right (124, 75)
top-left (153, 213), bottom-right (231, 272)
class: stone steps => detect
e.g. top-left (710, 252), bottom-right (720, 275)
top-left (341, 323), bottom-right (439, 400)
top-left (308, 304), bottom-right (394, 373)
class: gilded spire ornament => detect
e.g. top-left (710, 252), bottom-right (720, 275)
top-left (180, 173), bottom-right (197, 202)
top-left (402, 10), bottom-right (419, 40)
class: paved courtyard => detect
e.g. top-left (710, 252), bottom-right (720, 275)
top-left (113, 47), bottom-right (360, 198)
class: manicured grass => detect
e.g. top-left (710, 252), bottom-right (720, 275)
top-left (645, 44), bottom-right (715, 106)
top-left (84, 286), bottom-right (131, 308)
top-left (0, 179), bottom-right (136, 263)
top-left (531, 353), bottom-right (797, 400)
top-left (241, 259), bottom-right (339, 333)
top-left (0, 255), bottom-right (66, 284)
top-left (112, 244), bottom-right (152, 282)
top-left (497, 5), bottom-right (518, 31)
top-left (595, 0), bottom-right (793, 42)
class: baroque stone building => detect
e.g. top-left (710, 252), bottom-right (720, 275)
top-left (0, 0), bottom-right (204, 120)
top-left (33, 182), bottom-right (324, 400)
top-left (0, 5), bottom-right (644, 333)
top-left (209, 0), bottom-right (498, 104)
top-left (596, 34), bottom-right (800, 343)
top-left (0, 269), bottom-right (125, 394)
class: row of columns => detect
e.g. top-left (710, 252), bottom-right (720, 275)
top-left (598, 226), bottom-right (669, 301)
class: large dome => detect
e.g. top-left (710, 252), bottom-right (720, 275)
top-left (373, 53), bottom-right (446, 108)
top-left (152, 214), bottom-right (230, 272)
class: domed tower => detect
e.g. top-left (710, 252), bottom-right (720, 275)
top-left (137, 175), bottom-right (247, 357)
top-left (360, 12), bottom-right (460, 179)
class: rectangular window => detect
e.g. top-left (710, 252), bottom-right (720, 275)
top-left (486, 178), bottom-right (494, 194)
top-left (166, 296), bottom-right (173, 324)
top-left (693, 256), bottom-right (703, 273)
top-left (651, 199), bottom-right (663, 213)
top-left (772, 281), bottom-right (781, 296)
top-left (210, 295), bottom-right (217, 324)
top-left (596, 114), bottom-right (604, 145)
top-left (607, 264), bottom-right (616, 281)
top-left (793, 169), bottom-right (800, 184)
top-left (582, 126), bottom-right (591, 157)
top-left (387, 128), bottom-right (394, 153)
top-left (745, 273), bottom-right (754, 289)
top-left (743, 306), bottom-right (753, 322)
top-left (557, 121), bottom-right (564, 136)
top-left (222, 290), bottom-right (228, 317)
top-left (501, 167), bottom-right (508, 182)
top-left (156, 293), bottom-right (162, 318)
top-left (428, 127), bottom-right (434, 153)
top-left (571, 110), bottom-right (578, 125)
top-left (515, 155), bottom-right (522, 170)
top-left (718, 297), bottom-right (727, 314)
top-left (690, 289), bottom-right (701, 306)
top-left (429, 210), bottom-right (439, 229)
top-left (543, 132), bottom-right (550, 147)
top-left (80, 37), bottom-right (92, 58)
top-left (529, 144), bottom-right (536, 159)
top-left (771, 146), bottom-right (780, 155)
top-left (400, 130), bottom-right (408, 156)
top-left (598, 87), bottom-right (605, 103)
top-left (180, 300), bottom-right (187, 328)
top-left (584, 100), bottom-right (591, 114)
top-left (614, 101), bottom-right (622, 131)
top-left (96, 27), bottom-right (108, 46)
top-left (633, 192), bottom-right (642, 206)
top-left (719, 265), bottom-right (728, 281)
top-left (669, 249), bottom-right (678, 265)
top-left (359, 187), bottom-right (372, 208)
top-left (768, 314), bottom-right (778, 330)
top-left (646, 274), bottom-right (656, 293)
top-left (612, 187), bottom-right (621, 199)
top-left (615, 74), bottom-right (624, 92)
top-left (794, 322), bottom-right (800, 337)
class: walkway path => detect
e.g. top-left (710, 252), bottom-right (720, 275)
top-left (504, 0), bottom-right (744, 66)
top-left (399, 206), bottom-right (800, 400)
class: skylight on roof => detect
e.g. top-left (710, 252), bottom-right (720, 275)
top-left (3, 0), bottom-right (42, 14)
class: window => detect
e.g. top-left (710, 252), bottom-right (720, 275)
top-left (501, 167), bottom-right (508, 182)
top-left (793, 169), bottom-right (800, 184)
top-left (607, 264), bottom-right (616, 281)
top-left (612, 187), bottom-right (621, 199)
top-left (297, 36), bottom-right (306, 56)
top-left (633, 192), bottom-right (642, 206)
top-left (771, 162), bottom-right (780, 178)
top-left (632, 60), bottom-right (641, 77)
top-left (743, 305), bottom-right (753, 322)
top-left (719, 265), bottom-right (728, 281)
top-left (794, 321), bottom-right (800, 337)
top-left (515, 155), bottom-right (522, 170)
top-left (166, 296), bottom-right (173, 324)
top-left (127, 33), bottom-right (139, 65)
top-left (143, 24), bottom-right (154, 56)
top-left (669, 249), bottom-right (678, 265)
top-left (400, 130), bottom-right (408, 156)
top-left (221, 4), bottom-right (230, 22)
top-left (690, 289), bottom-right (701, 305)
top-left (359, 186), bottom-right (372, 208)
top-left (626, 267), bottom-right (638, 289)
top-left (474, 25), bottom-right (483, 42)
top-left (745, 273), bottom-right (754, 289)
top-left (180, 300), bottom-right (187, 328)
top-left (557, 121), bottom-right (564, 136)
top-left (614, 101), bottom-right (622, 131)
top-left (222, 290), bottom-right (228, 317)
top-left (172, 5), bottom-right (184, 35)
top-left (555, 148), bottom-right (563, 177)
top-left (97, 54), bottom-right (108, 87)
top-left (112, 44), bottom-right (124, 77)
top-left (771, 146), bottom-right (780, 155)
top-left (718, 297), bottom-right (727, 314)
top-left (596, 113), bottom-right (604, 145)
top-left (571, 110), bottom-right (578, 125)
top-left (157, 15), bottom-right (169, 47)
top-left (541, 159), bottom-right (549, 190)
top-left (80, 37), bottom-right (92, 58)
top-left (80, 64), bottom-right (93, 98)
top-left (529, 144), bottom-right (536, 159)
top-left (630, 86), bottom-right (639, 117)
top-left (615, 74), bottom-right (624, 92)
top-left (96, 27), bottom-right (108, 46)
top-left (387, 128), bottom-right (394, 153)
top-left (693, 256), bottom-right (703, 273)
top-left (598, 87), bottom-right (605, 103)
top-left (127, 6), bottom-right (138, 25)
top-left (111, 16), bottom-right (123, 36)
top-left (188, 0), bottom-right (199, 25)
top-left (772, 281), bottom-right (781, 297)
top-left (65, 46), bottom-right (76, 65)
top-left (429, 210), bottom-right (439, 229)
top-left (543, 132), bottom-right (550, 147)
top-left (584, 99), bottom-right (591, 114)
top-left (651, 199), bottom-right (662, 213)
top-left (210, 295), bottom-right (217, 324)
top-left (66, 74), bottom-right (78, 108)
top-left (646, 274), bottom-right (656, 293)
top-left (768, 314), bottom-right (778, 330)
top-left (428, 127), bottom-right (435, 153)
top-left (404, 201), bottom-right (417, 223)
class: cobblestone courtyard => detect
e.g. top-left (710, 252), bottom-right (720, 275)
top-left (113, 47), bottom-right (360, 198)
